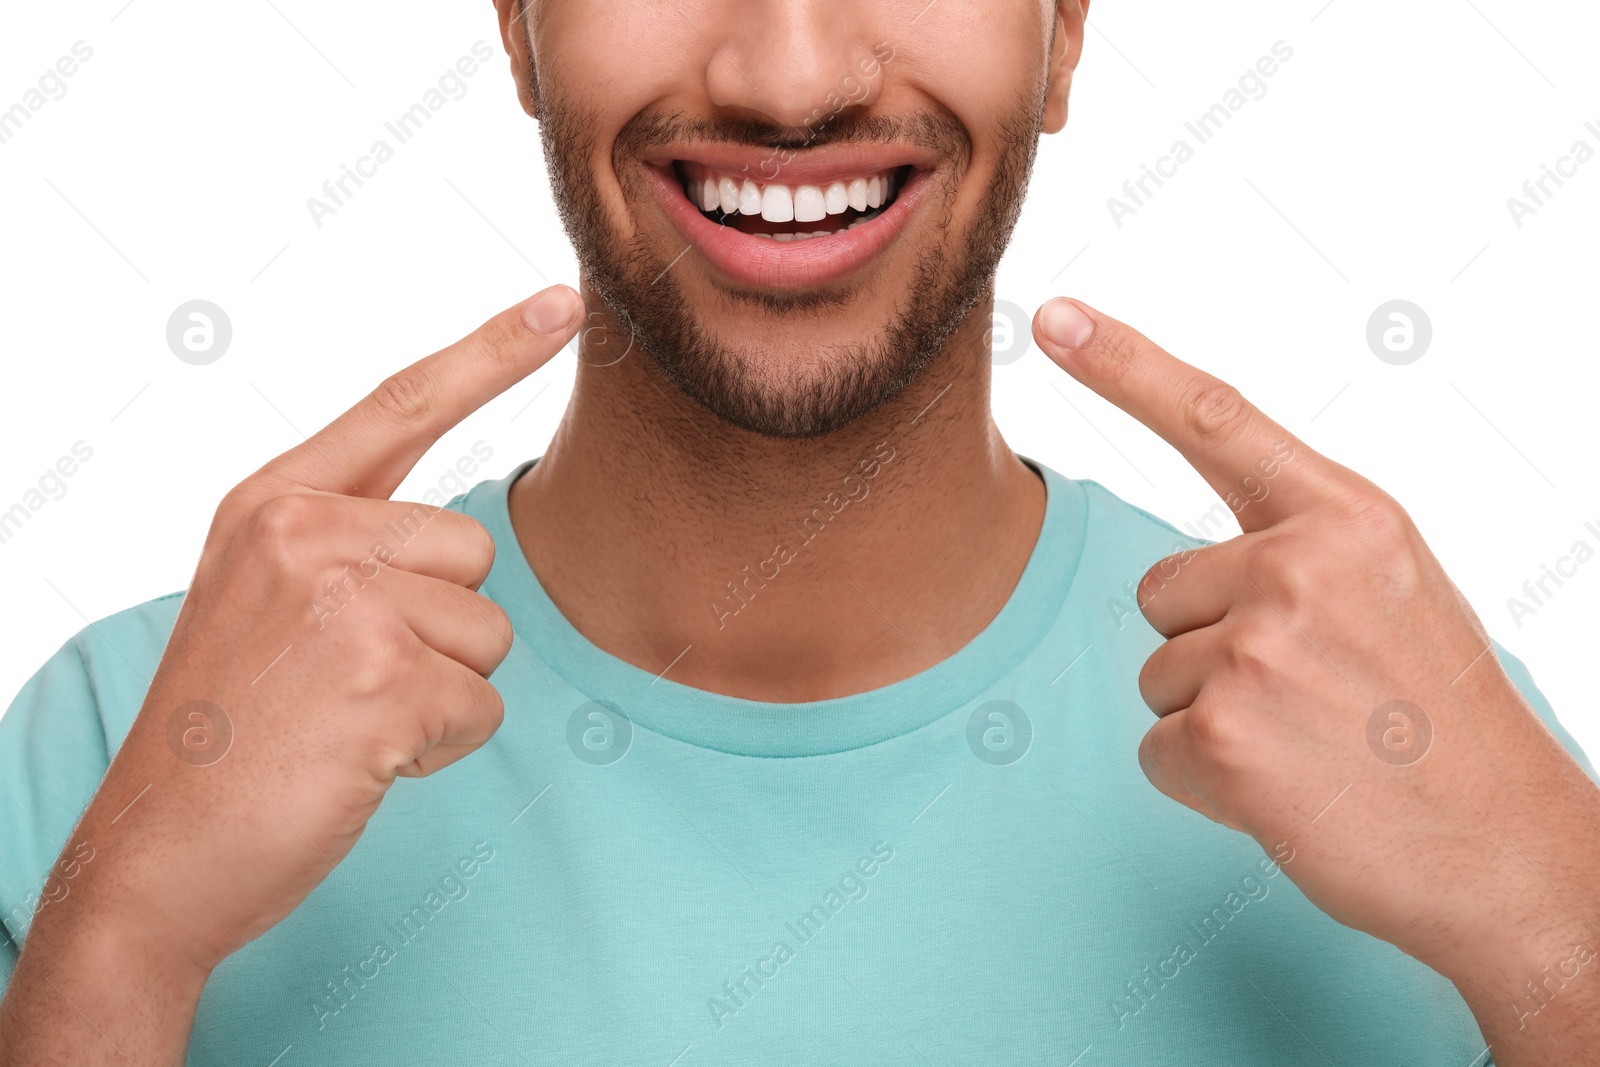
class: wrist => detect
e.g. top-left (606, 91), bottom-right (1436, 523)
top-left (1, 893), bottom-right (210, 1067)
top-left (1448, 923), bottom-right (1600, 1064)
top-left (25, 878), bottom-right (215, 1000)
top-left (1430, 904), bottom-right (1600, 1025)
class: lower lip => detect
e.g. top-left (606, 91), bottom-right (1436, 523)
top-left (647, 165), bottom-right (929, 290)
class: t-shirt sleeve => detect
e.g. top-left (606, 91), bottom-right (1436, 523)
top-left (0, 636), bottom-right (116, 990)
top-left (1495, 640), bottom-right (1597, 784)
top-left (0, 591), bottom-right (179, 993)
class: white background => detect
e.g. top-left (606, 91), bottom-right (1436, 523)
top-left (1, 0), bottom-right (1596, 762)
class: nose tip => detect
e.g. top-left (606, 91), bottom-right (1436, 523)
top-left (703, 8), bottom-right (885, 132)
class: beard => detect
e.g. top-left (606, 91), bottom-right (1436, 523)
top-left (537, 94), bottom-right (1043, 439)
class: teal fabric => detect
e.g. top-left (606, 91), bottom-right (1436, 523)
top-left (1, 458), bottom-right (1590, 1065)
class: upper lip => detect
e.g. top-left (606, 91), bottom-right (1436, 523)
top-left (642, 141), bottom-right (938, 187)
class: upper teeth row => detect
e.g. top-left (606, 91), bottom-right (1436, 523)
top-left (686, 171), bottom-right (898, 223)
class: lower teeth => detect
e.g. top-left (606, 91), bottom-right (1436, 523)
top-left (733, 206), bottom-right (886, 241)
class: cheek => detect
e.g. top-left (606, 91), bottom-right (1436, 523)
top-left (890, 8), bottom-right (1049, 192)
top-left (902, 0), bottom-right (1049, 110)
top-left (534, 3), bottom-right (692, 119)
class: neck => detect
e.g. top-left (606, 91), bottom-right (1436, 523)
top-left (507, 285), bottom-right (1046, 701)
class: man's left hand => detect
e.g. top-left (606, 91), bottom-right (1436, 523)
top-left (1032, 296), bottom-right (1600, 1064)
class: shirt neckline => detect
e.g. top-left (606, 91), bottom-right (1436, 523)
top-left (470, 456), bottom-right (1087, 757)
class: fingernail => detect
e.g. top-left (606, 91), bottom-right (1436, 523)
top-left (1039, 298), bottom-right (1095, 349)
top-left (524, 285), bottom-right (581, 334)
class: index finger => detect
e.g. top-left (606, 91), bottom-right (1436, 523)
top-left (1031, 297), bottom-right (1343, 531)
top-left (263, 284), bottom-right (583, 499)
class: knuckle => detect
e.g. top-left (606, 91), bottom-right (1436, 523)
top-left (350, 621), bottom-right (418, 697)
top-left (1338, 490), bottom-right (1423, 585)
top-left (1135, 569), bottom-right (1164, 617)
top-left (242, 495), bottom-right (321, 566)
top-left (458, 517), bottom-right (498, 585)
top-left (1137, 718), bottom-right (1187, 796)
top-left (436, 670), bottom-right (503, 751)
top-left (1347, 491), bottom-right (1411, 544)
top-left (1247, 537), bottom-right (1320, 605)
top-left (1139, 547), bottom-right (1194, 607)
top-left (372, 370), bottom-right (433, 426)
top-left (371, 712), bottom-right (433, 779)
top-left (1181, 379), bottom-right (1251, 445)
top-left (1136, 647), bottom-right (1164, 703)
top-left (386, 501), bottom-right (441, 548)
top-left (1225, 618), bottom-right (1283, 679)
top-left (1184, 701), bottom-right (1238, 757)
top-left (478, 597), bottom-right (515, 657)
top-left (212, 485), bottom-right (258, 532)
top-left (1136, 725), bottom-right (1165, 781)
top-left (472, 677), bottom-right (507, 734)
top-left (472, 313), bottom-right (530, 374)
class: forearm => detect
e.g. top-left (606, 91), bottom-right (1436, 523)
top-left (1453, 916), bottom-right (1600, 1066)
top-left (0, 890), bottom-right (209, 1066)
top-left (1431, 757), bottom-right (1600, 1066)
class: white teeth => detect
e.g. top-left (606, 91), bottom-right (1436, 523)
top-left (686, 168), bottom-right (901, 227)
top-left (765, 229), bottom-right (843, 243)
top-left (761, 184), bottom-right (795, 223)
top-left (739, 179), bottom-right (762, 215)
top-left (794, 185), bottom-right (826, 223)
top-left (847, 177), bottom-right (868, 211)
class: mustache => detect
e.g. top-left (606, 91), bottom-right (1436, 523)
top-left (615, 108), bottom-right (969, 158)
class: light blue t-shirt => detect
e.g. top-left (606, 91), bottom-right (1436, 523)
top-left (2, 458), bottom-right (1592, 1066)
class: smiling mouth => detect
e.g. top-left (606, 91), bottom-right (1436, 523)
top-left (672, 161), bottom-right (909, 241)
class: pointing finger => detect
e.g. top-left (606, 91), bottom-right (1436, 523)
top-left (260, 284), bottom-right (583, 500)
top-left (1032, 298), bottom-right (1346, 531)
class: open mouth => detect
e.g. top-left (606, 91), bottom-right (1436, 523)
top-left (644, 146), bottom-right (934, 289)
top-left (672, 161), bottom-right (909, 242)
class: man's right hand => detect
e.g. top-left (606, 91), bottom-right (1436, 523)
top-left (0, 284), bottom-right (583, 1065)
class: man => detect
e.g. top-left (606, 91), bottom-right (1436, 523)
top-left (2, 1), bottom-right (1597, 1063)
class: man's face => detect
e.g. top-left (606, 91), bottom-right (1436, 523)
top-left (516, 1), bottom-right (1069, 437)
